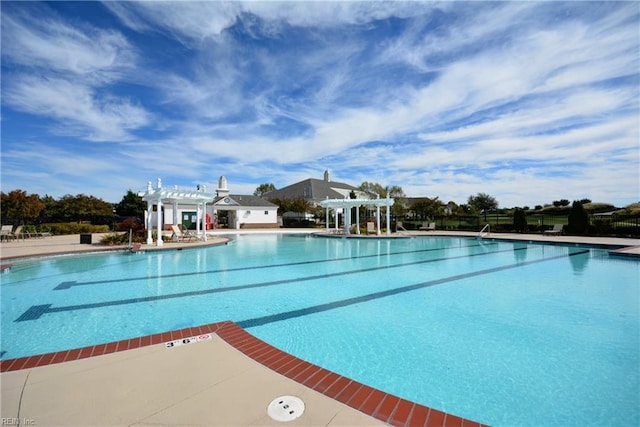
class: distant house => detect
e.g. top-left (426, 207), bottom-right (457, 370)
top-left (210, 176), bottom-right (278, 229)
top-left (212, 193), bottom-right (278, 229)
top-left (263, 170), bottom-right (368, 226)
top-left (263, 170), bottom-right (365, 204)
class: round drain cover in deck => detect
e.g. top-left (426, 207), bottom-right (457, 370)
top-left (267, 395), bottom-right (305, 422)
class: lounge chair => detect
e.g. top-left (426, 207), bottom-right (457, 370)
top-left (13, 225), bottom-right (32, 240)
top-left (419, 222), bottom-right (436, 231)
top-left (170, 225), bottom-right (195, 242)
top-left (37, 226), bottom-right (52, 238)
top-left (1, 225), bottom-right (16, 242)
top-left (367, 222), bottom-right (377, 235)
top-left (543, 224), bottom-right (563, 236)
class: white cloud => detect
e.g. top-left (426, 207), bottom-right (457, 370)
top-left (4, 76), bottom-right (151, 142)
top-left (1, 8), bottom-right (135, 82)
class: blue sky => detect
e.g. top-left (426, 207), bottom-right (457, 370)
top-left (1, 1), bottom-right (638, 208)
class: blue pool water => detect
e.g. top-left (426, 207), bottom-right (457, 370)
top-left (1, 234), bottom-right (638, 426)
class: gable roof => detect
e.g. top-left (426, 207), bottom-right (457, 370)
top-left (213, 194), bottom-right (278, 208)
top-left (264, 178), bottom-right (360, 203)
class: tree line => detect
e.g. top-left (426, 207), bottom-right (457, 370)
top-left (0, 189), bottom-right (146, 226)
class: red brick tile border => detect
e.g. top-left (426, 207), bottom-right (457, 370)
top-left (0, 320), bottom-right (487, 427)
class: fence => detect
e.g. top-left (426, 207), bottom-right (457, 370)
top-left (401, 214), bottom-right (640, 236)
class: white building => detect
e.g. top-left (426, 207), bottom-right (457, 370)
top-left (141, 177), bottom-right (278, 245)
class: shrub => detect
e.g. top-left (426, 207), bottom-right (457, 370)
top-left (513, 208), bottom-right (527, 233)
top-left (45, 223), bottom-right (110, 235)
top-left (117, 216), bottom-right (145, 232)
top-left (100, 232), bottom-right (128, 245)
top-left (566, 201), bottom-right (590, 235)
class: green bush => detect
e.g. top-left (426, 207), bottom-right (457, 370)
top-left (513, 208), bottom-right (527, 233)
top-left (44, 223), bottom-right (110, 235)
top-left (100, 232), bottom-right (128, 245)
top-left (566, 201), bottom-right (591, 235)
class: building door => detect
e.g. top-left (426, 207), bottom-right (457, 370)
top-left (182, 211), bottom-right (197, 230)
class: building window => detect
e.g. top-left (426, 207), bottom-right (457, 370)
top-left (264, 211), bottom-right (268, 215)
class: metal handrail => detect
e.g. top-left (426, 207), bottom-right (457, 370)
top-left (477, 223), bottom-right (490, 239)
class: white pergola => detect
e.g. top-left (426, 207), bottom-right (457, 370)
top-left (319, 197), bottom-right (394, 236)
top-left (141, 179), bottom-right (215, 246)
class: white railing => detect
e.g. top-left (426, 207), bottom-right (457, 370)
top-left (477, 223), bottom-right (490, 239)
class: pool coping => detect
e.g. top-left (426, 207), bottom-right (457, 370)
top-left (0, 320), bottom-right (487, 427)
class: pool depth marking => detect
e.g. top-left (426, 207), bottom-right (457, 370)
top-left (236, 250), bottom-right (591, 328)
top-left (15, 247), bottom-right (582, 322)
top-left (53, 241), bottom-right (499, 290)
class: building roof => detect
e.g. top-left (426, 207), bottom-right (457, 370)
top-left (213, 194), bottom-right (278, 208)
top-left (264, 178), bottom-right (360, 203)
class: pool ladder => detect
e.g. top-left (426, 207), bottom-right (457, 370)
top-left (477, 224), bottom-right (490, 239)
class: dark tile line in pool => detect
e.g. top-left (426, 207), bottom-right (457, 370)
top-left (15, 245), bottom-right (521, 322)
top-left (0, 320), bottom-right (487, 427)
top-left (52, 241), bottom-right (499, 290)
top-left (235, 248), bottom-right (589, 329)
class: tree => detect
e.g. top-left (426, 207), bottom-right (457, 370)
top-left (566, 200), bottom-right (590, 235)
top-left (39, 194), bottom-right (58, 220)
top-left (270, 198), bottom-right (311, 216)
top-left (115, 190), bottom-right (146, 218)
top-left (358, 182), bottom-right (406, 217)
top-left (56, 194), bottom-right (114, 223)
top-left (467, 193), bottom-right (498, 220)
top-left (254, 183), bottom-right (276, 197)
top-left (513, 208), bottom-right (527, 233)
top-left (0, 190), bottom-right (44, 225)
top-left (410, 197), bottom-right (443, 220)
top-left (358, 181), bottom-right (386, 198)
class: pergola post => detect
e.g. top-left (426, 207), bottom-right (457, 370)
top-left (146, 201), bottom-right (153, 245)
top-left (201, 202), bottom-right (207, 241)
top-left (345, 205), bottom-right (351, 235)
top-left (325, 206), bottom-right (329, 231)
top-left (386, 197), bottom-right (391, 236)
top-left (172, 201), bottom-right (178, 226)
top-left (156, 198), bottom-right (164, 246)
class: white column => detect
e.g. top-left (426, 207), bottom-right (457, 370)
top-left (196, 203), bottom-right (201, 236)
top-left (325, 206), bottom-right (329, 231)
top-left (345, 205), bottom-right (351, 235)
top-left (386, 200), bottom-right (391, 236)
top-left (172, 202), bottom-right (178, 226)
top-left (202, 202), bottom-right (207, 241)
top-left (356, 205), bottom-right (360, 234)
top-left (156, 199), bottom-right (163, 246)
top-left (376, 205), bottom-right (381, 235)
top-left (146, 202), bottom-right (153, 244)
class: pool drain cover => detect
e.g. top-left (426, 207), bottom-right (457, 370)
top-left (267, 395), bottom-right (305, 422)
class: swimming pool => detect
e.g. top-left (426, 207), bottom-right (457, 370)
top-left (1, 234), bottom-right (638, 426)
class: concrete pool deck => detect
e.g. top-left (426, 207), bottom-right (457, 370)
top-left (1, 230), bottom-right (638, 426)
